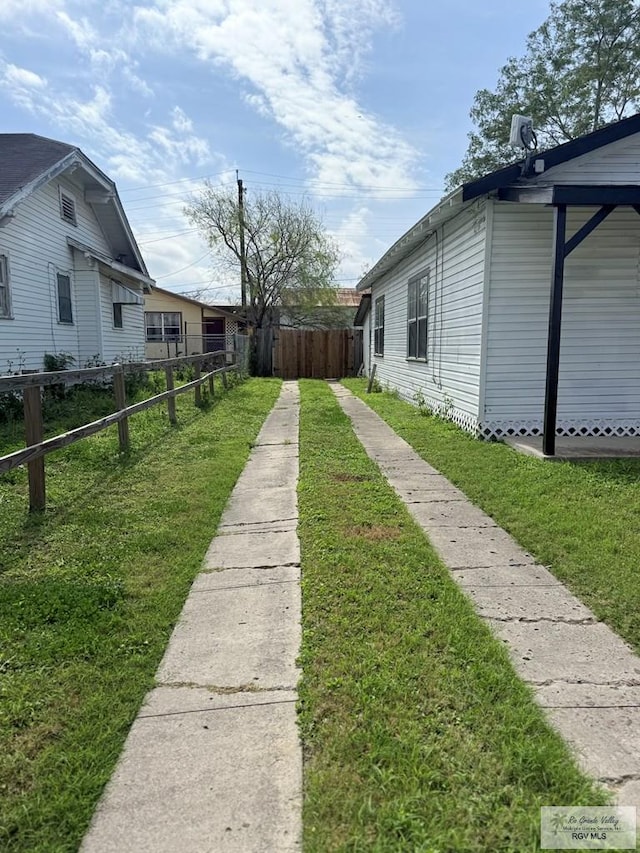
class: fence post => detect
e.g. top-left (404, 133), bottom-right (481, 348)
top-left (24, 385), bottom-right (45, 511)
top-left (366, 363), bottom-right (378, 393)
top-left (194, 360), bottom-right (202, 406)
top-left (221, 368), bottom-right (228, 390)
top-left (113, 365), bottom-right (130, 452)
top-left (208, 360), bottom-right (215, 396)
top-left (165, 366), bottom-right (177, 425)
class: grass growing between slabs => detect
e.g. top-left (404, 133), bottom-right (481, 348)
top-left (297, 381), bottom-right (607, 853)
top-left (343, 378), bottom-right (640, 657)
top-left (0, 377), bottom-right (281, 852)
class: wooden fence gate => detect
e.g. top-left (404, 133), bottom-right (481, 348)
top-left (273, 328), bottom-right (355, 380)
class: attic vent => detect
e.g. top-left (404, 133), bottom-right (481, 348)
top-left (59, 189), bottom-right (77, 226)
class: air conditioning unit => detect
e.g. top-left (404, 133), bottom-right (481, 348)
top-left (509, 115), bottom-right (535, 149)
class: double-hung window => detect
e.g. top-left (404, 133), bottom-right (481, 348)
top-left (407, 270), bottom-right (429, 360)
top-left (374, 296), bottom-right (385, 356)
top-left (57, 272), bottom-right (73, 323)
top-left (145, 311), bottom-right (181, 342)
top-left (0, 254), bottom-right (11, 318)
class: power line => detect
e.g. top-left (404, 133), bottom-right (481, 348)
top-left (154, 250), bottom-right (212, 279)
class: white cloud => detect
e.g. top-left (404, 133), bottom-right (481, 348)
top-left (3, 63), bottom-right (46, 90)
top-left (131, 0), bottom-right (418, 194)
top-left (0, 0), bottom-right (64, 23)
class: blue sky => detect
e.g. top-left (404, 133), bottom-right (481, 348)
top-left (0, 0), bottom-right (551, 301)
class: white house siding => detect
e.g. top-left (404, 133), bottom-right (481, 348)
top-left (74, 259), bottom-right (102, 367)
top-left (369, 203), bottom-right (487, 432)
top-left (534, 134), bottom-right (640, 186)
top-left (0, 177), bottom-right (113, 372)
top-left (482, 202), bottom-right (640, 438)
top-left (362, 311), bottom-right (371, 376)
top-left (98, 273), bottom-right (145, 364)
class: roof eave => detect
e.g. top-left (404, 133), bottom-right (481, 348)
top-left (356, 187), bottom-right (465, 291)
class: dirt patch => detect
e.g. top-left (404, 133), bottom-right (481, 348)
top-left (346, 524), bottom-right (402, 541)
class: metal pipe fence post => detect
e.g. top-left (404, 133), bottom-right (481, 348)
top-left (113, 365), bottom-right (130, 452)
top-left (24, 385), bottom-right (45, 511)
top-left (165, 366), bottom-right (177, 424)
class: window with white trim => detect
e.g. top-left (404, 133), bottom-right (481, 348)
top-left (57, 273), bottom-right (73, 323)
top-left (374, 296), bottom-right (385, 356)
top-left (0, 254), bottom-right (11, 318)
top-left (407, 270), bottom-right (429, 360)
top-left (145, 311), bottom-right (181, 342)
top-left (113, 303), bottom-right (123, 329)
top-left (59, 188), bottom-right (77, 226)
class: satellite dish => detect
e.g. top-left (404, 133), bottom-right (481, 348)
top-left (509, 115), bottom-right (537, 150)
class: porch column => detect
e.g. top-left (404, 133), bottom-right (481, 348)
top-left (542, 204), bottom-right (567, 457)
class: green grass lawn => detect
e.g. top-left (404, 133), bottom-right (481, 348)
top-left (297, 380), bottom-right (607, 853)
top-left (0, 377), bottom-right (281, 852)
top-left (343, 378), bottom-right (640, 656)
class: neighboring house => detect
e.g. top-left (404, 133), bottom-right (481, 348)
top-left (0, 133), bottom-right (154, 373)
top-left (144, 286), bottom-right (243, 360)
top-left (279, 287), bottom-right (363, 329)
top-left (357, 113), bottom-right (640, 454)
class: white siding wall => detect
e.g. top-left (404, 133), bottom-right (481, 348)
top-left (482, 202), bottom-right (640, 437)
top-left (0, 177), bottom-right (113, 372)
top-left (535, 134), bottom-right (640, 186)
top-left (362, 311), bottom-right (371, 376)
top-left (369, 203), bottom-right (487, 431)
top-left (98, 273), bottom-right (145, 363)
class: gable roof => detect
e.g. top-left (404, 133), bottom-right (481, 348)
top-left (462, 111), bottom-right (640, 202)
top-left (0, 133), bottom-right (152, 281)
top-left (151, 286), bottom-right (245, 322)
top-left (0, 134), bottom-right (76, 207)
top-left (357, 111), bottom-right (640, 291)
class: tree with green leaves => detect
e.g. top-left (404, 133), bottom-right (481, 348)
top-left (445, 0), bottom-right (640, 189)
top-left (185, 185), bottom-right (340, 373)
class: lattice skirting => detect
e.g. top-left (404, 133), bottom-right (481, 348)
top-left (478, 419), bottom-right (640, 441)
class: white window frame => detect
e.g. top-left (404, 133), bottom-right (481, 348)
top-left (59, 187), bottom-right (77, 226)
top-left (0, 253), bottom-right (13, 319)
top-left (407, 269), bottom-right (429, 361)
top-left (56, 270), bottom-right (74, 324)
top-left (144, 311), bottom-right (182, 342)
top-left (374, 296), bottom-right (385, 357)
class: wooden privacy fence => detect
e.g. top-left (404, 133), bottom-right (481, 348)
top-left (273, 328), bottom-right (355, 380)
top-left (0, 351), bottom-right (239, 512)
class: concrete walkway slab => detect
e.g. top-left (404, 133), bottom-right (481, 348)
top-left (156, 579), bottom-right (301, 688)
top-left (81, 688), bottom-right (300, 853)
top-left (220, 485), bottom-right (298, 526)
top-left (204, 530), bottom-right (299, 569)
top-left (331, 382), bottom-right (640, 808)
top-left (82, 382), bottom-right (302, 852)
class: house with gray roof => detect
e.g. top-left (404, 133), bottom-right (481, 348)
top-left (357, 113), bottom-right (640, 456)
top-left (0, 133), bottom-right (154, 373)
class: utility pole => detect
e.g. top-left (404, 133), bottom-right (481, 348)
top-left (237, 171), bottom-right (247, 310)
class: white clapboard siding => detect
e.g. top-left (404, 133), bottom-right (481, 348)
top-left (99, 273), bottom-right (145, 364)
top-left (0, 177), bottom-right (112, 371)
top-left (482, 202), bottom-right (640, 436)
top-left (362, 311), bottom-right (371, 376)
top-left (369, 203), bottom-right (486, 431)
top-left (535, 134), bottom-right (640, 186)
top-left (0, 175), bottom-right (145, 373)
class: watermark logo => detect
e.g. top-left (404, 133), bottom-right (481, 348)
top-left (541, 807), bottom-right (636, 849)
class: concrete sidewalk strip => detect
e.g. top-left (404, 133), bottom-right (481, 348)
top-left (81, 382), bottom-right (302, 853)
top-left (331, 382), bottom-right (640, 808)
top-left (156, 579), bottom-right (301, 688)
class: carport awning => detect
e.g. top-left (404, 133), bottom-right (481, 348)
top-left (111, 280), bottom-right (144, 305)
